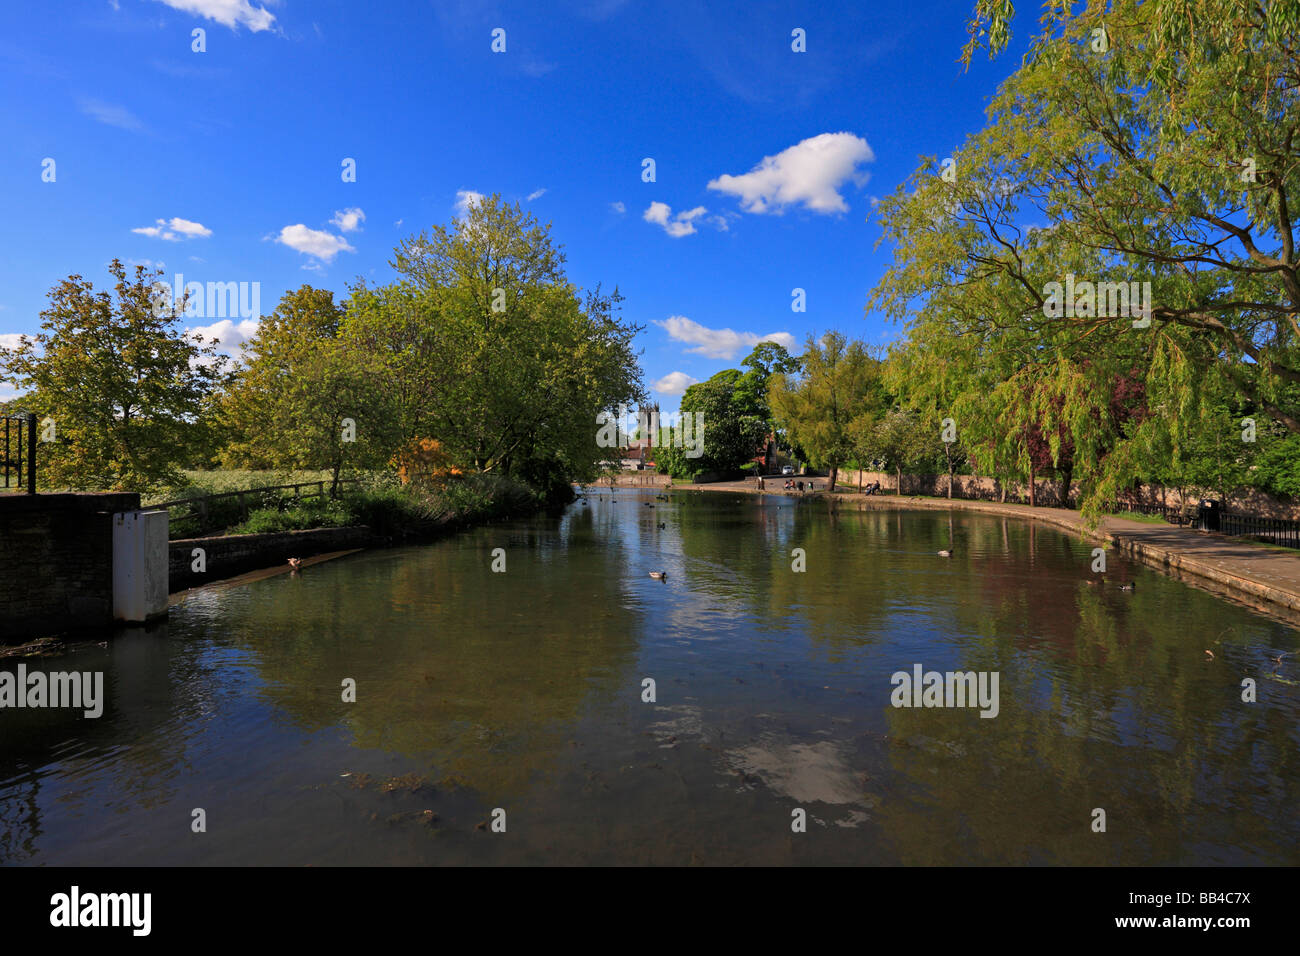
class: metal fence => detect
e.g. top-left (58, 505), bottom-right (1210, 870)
top-left (1, 413), bottom-right (36, 494)
top-left (1219, 511), bottom-right (1300, 549)
top-left (1120, 499), bottom-right (1300, 548)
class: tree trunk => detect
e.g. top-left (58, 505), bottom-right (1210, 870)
top-left (1029, 463), bottom-right (1037, 507)
top-left (829, 464), bottom-right (838, 492)
top-left (331, 457), bottom-right (342, 499)
top-left (896, 466), bottom-right (903, 495)
top-left (1059, 462), bottom-right (1073, 508)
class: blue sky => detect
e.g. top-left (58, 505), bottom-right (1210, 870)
top-left (0, 0), bottom-right (1028, 409)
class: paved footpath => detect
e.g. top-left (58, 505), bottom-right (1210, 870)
top-left (671, 479), bottom-right (1300, 624)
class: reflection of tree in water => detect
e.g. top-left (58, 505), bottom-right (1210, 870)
top-left (0, 631), bottom-right (228, 844)
top-left (861, 513), bottom-right (1300, 865)
top-left (223, 510), bottom-right (642, 800)
top-left (667, 495), bottom-right (901, 646)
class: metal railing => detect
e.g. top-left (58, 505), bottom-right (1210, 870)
top-left (1, 413), bottom-right (36, 494)
top-left (150, 478), bottom-right (361, 533)
top-left (1119, 499), bottom-right (1300, 548)
top-left (1219, 511), bottom-right (1300, 549)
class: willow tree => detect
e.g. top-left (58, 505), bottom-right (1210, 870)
top-left (874, 0), bottom-right (1300, 515)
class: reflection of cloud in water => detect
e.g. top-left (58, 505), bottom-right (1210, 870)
top-left (726, 735), bottom-right (864, 806)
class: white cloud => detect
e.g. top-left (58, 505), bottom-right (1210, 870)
top-left (80, 99), bottom-right (142, 131)
top-left (610, 201), bottom-right (625, 214)
top-left (707, 132), bottom-right (874, 215)
top-left (133, 217), bottom-right (212, 241)
top-left (274, 224), bottom-right (355, 262)
top-left (652, 371), bottom-right (699, 396)
top-left (656, 315), bottom-right (796, 360)
top-left (454, 190), bottom-right (487, 219)
top-left (330, 207), bottom-right (366, 233)
top-left (0, 333), bottom-right (26, 350)
top-left (185, 317), bottom-right (260, 355)
top-left (644, 202), bottom-right (709, 238)
top-left (394, 218), bottom-right (403, 228)
top-left (526, 188), bottom-right (547, 201)
top-left (153, 0), bottom-right (276, 32)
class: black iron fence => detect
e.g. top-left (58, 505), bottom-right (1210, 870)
top-left (1218, 511), bottom-right (1300, 549)
top-left (1120, 498), bottom-right (1300, 548)
top-left (1, 413), bottom-right (36, 494)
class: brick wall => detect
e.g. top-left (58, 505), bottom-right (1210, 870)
top-left (0, 493), bottom-right (140, 643)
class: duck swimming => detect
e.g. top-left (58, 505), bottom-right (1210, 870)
top-left (649, 571), bottom-right (667, 580)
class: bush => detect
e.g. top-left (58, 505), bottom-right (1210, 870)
top-left (439, 473), bottom-right (540, 523)
top-left (231, 495), bottom-right (354, 534)
top-left (346, 485), bottom-right (444, 536)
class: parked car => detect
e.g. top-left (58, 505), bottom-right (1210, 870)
top-left (781, 465), bottom-right (795, 476)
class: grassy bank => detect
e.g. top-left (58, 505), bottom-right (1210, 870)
top-left (154, 471), bottom-right (554, 540)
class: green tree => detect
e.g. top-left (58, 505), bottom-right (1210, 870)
top-left (220, 285), bottom-right (393, 494)
top-left (874, 0), bottom-right (1300, 515)
top-left (853, 407), bottom-right (933, 495)
top-left (656, 369), bottom-right (768, 479)
top-left (737, 342), bottom-right (801, 466)
top-left (377, 194), bottom-right (644, 491)
top-left (770, 332), bottom-right (887, 490)
top-left (0, 260), bottom-right (223, 492)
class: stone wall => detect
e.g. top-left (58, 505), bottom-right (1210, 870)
top-left (832, 469), bottom-right (1300, 518)
top-left (170, 526), bottom-right (381, 591)
top-left (0, 493), bottom-right (140, 642)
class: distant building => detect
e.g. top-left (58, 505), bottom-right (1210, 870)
top-left (624, 403), bottom-right (659, 469)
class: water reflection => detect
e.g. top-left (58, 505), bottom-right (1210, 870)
top-left (1, 488), bottom-right (1296, 864)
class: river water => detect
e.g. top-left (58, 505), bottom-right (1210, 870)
top-left (2, 489), bottom-right (1297, 865)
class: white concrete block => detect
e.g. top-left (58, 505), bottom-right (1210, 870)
top-left (112, 510), bottom-right (169, 624)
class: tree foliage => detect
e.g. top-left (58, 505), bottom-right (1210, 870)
top-left (878, 0), bottom-right (1300, 514)
top-left (0, 260), bottom-right (223, 491)
top-left (770, 332), bottom-right (888, 489)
